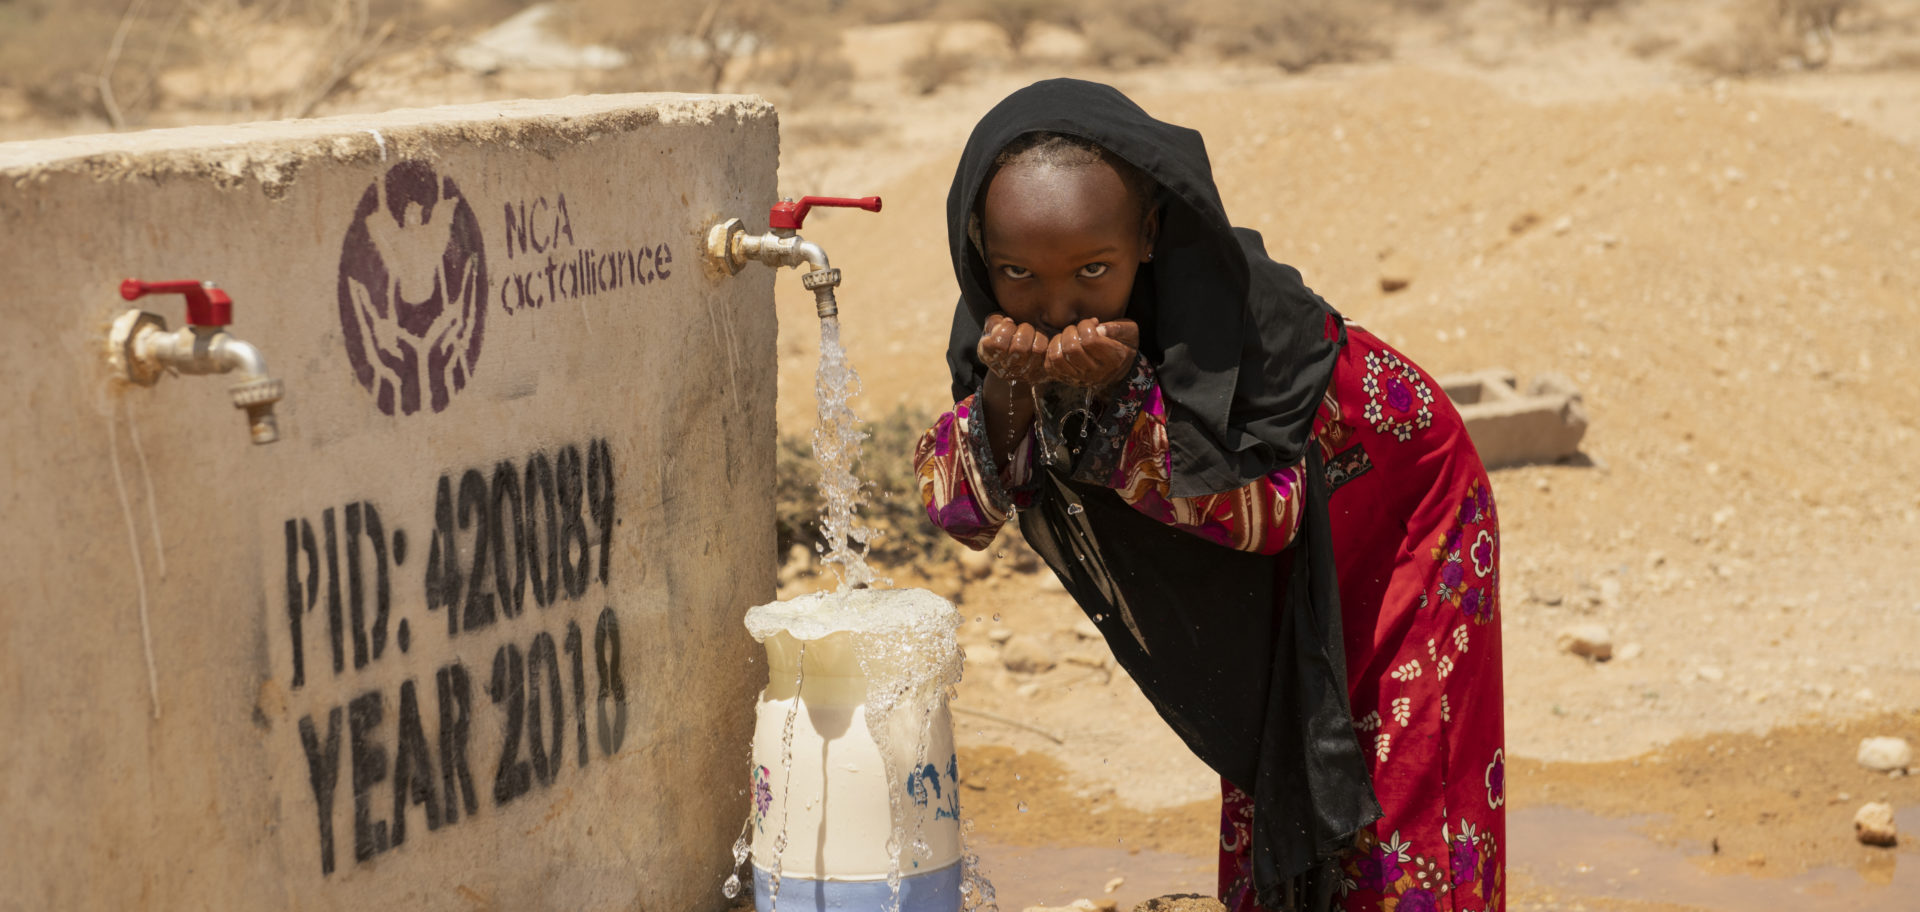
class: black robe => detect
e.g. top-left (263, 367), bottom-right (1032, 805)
top-left (942, 79), bottom-right (1381, 910)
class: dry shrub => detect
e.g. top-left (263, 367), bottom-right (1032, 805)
top-left (1531, 0), bottom-right (1627, 23)
top-left (0, 0), bottom-right (174, 121)
top-left (971, 0), bottom-right (1066, 54)
top-left (748, 38), bottom-right (855, 108)
top-left (902, 31), bottom-right (969, 94)
top-left (835, 0), bottom-right (951, 23)
top-left (1627, 31), bottom-right (1678, 59)
top-left (1684, 0), bottom-right (1853, 76)
top-left (1084, 18), bottom-right (1176, 67)
top-left (1205, 0), bottom-right (1387, 74)
top-left (775, 407), bottom-right (951, 570)
top-left (1113, 0), bottom-right (1201, 49)
top-left (1873, 46), bottom-right (1920, 71)
top-left (1082, 0), bottom-right (1197, 65)
top-left (1685, 14), bottom-right (1798, 75)
top-left (0, 0), bottom-right (393, 124)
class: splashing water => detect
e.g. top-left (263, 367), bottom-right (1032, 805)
top-left (722, 817), bottom-right (751, 899)
top-left (812, 316), bottom-right (881, 591)
top-left (767, 643), bottom-right (806, 910)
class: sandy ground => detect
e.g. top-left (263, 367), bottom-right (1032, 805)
top-left (9, 1), bottom-right (1920, 908)
top-left (761, 4), bottom-right (1920, 909)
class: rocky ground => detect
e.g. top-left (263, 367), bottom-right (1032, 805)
top-left (9, 1), bottom-right (1920, 908)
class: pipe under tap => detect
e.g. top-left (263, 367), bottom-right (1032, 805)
top-left (705, 196), bottom-right (879, 320)
top-left (109, 279), bottom-right (285, 445)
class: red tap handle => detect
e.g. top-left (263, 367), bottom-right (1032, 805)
top-left (769, 196), bottom-right (882, 230)
top-left (121, 278), bottom-right (232, 327)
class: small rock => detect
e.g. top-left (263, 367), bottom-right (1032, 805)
top-left (1597, 577), bottom-right (1622, 605)
top-left (1857, 737), bottom-right (1913, 772)
top-left (1104, 876), bottom-right (1126, 894)
top-left (1616, 642), bottom-right (1644, 661)
top-left (1001, 635), bottom-right (1056, 674)
top-left (1696, 665), bottom-right (1726, 683)
top-left (1552, 214), bottom-right (1574, 235)
top-left (1131, 897), bottom-right (1227, 912)
top-left (1555, 623), bottom-right (1613, 661)
top-left (987, 627), bottom-right (1015, 645)
top-left (957, 547), bottom-right (995, 581)
top-left (1379, 276), bottom-right (1410, 293)
top-left (1855, 801), bottom-right (1898, 847)
top-left (1531, 588), bottom-right (1564, 606)
top-left (1024, 900), bottom-right (1116, 912)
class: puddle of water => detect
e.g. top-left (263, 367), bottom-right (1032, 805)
top-left (1512, 805), bottom-right (1920, 911)
top-left (971, 838), bottom-right (1214, 911)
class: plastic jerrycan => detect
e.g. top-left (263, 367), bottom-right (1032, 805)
top-left (746, 590), bottom-right (962, 912)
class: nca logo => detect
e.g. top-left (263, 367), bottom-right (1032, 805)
top-left (336, 161), bottom-right (489, 416)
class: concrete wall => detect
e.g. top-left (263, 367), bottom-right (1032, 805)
top-left (0, 94), bottom-right (777, 910)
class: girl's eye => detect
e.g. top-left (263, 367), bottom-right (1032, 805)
top-left (1078, 263), bottom-right (1110, 279)
top-left (1000, 264), bottom-right (1032, 279)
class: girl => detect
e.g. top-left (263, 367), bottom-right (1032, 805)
top-left (914, 80), bottom-right (1505, 912)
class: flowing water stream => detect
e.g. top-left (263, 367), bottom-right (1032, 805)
top-left (810, 315), bottom-right (879, 592)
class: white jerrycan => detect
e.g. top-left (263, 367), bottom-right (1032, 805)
top-left (743, 589), bottom-right (964, 912)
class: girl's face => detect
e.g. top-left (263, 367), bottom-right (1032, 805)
top-left (979, 160), bottom-right (1158, 335)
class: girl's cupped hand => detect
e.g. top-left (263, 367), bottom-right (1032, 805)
top-left (1046, 318), bottom-right (1138, 390)
top-left (978, 313), bottom-right (1051, 385)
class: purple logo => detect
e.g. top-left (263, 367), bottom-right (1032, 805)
top-left (337, 161), bottom-right (489, 415)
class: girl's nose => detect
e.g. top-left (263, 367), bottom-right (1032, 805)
top-left (1044, 296), bottom-right (1081, 332)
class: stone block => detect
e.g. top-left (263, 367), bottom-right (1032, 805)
top-left (1438, 369), bottom-right (1588, 469)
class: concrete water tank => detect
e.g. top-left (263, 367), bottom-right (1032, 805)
top-left (0, 94), bottom-right (778, 911)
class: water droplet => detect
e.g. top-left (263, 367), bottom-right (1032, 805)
top-left (722, 874), bottom-right (742, 899)
top-left (1016, 801), bottom-right (1029, 813)
top-left (1066, 503), bottom-right (1085, 515)
top-left (992, 613), bottom-right (1001, 622)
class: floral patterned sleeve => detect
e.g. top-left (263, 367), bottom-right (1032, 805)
top-left (1069, 359), bottom-right (1306, 556)
top-left (914, 393), bottom-right (1039, 551)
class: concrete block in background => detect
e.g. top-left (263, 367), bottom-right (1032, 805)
top-left (0, 94), bottom-right (776, 911)
top-left (1439, 369), bottom-right (1589, 469)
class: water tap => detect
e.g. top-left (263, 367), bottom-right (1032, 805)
top-left (108, 278), bottom-right (285, 445)
top-left (705, 196), bottom-right (881, 319)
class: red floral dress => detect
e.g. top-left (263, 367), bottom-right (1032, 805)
top-left (915, 324), bottom-right (1506, 912)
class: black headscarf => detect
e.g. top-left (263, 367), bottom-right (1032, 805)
top-left (943, 79), bottom-right (1381, 910)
